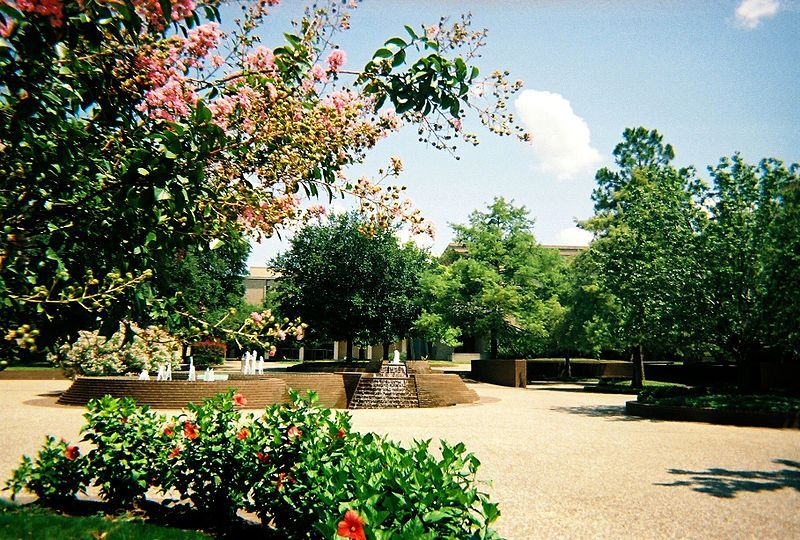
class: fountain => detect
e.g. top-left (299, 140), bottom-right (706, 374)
top-left (348, 354), bottom-right (419, 409)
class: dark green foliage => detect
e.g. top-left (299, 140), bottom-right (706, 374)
top-left (700, 156), bottom-right (800, 365)
top-left (190, 340), bottom-right (226, 368)
top-left (638, 386), bottom-right (800, 414)
top-left (273, 213), bottom-right (428, 350)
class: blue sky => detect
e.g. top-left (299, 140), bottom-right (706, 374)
top-left (246, 0), bottom-right (799, 266)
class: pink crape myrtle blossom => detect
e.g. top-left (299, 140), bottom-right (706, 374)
top-left (310, 64), bottom-right (328, 83)
top-left (170, 0), bottom-right (195, 21)
top-left (321, 90), bottom-right (358, 114)
top-left (186, 23), bottom-right (222, 64)
top-left (306, 204), bottom-right (327, 219)
top-left (138, 78), bottom-right (198, 121)
top-left (17, 0), bottom-right (63, 27)
top-left (208, 95), bottom-right (236, 129)
top-left (245, 46), bottom-right (276, 72)
top-left (326, 49), bottom-right (346, 73)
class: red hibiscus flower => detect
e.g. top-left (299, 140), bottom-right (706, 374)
top-left (183, 420), bottom-right (199, 440)
top-left (163, 425), bottom-right (174, 437)
top-left (337, 509), bottom-right (366, 540)
top-left (168, 446), bottom-right (181, 459)
top-left (335, 428), bottom-right (346, 439)
top-left (236, 428), bottom-right (249, 441)
top-left (287, 425), bottom-right (302, 440)
top-left (233, 392), bottom-right (247, 407)
top-left (256, 452), bottom-right (269, 464)
top-left (276, 472), bottom-right (295, 491)
top-left (120, 416), bottom-right (127, 424)
top-left (64, 445), bottom-right (79, 461)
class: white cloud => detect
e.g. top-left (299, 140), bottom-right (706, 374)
top-left (735, 0), bottom-right (780, 28)
top-left (515, 89), bottom-right (602, 181)
top-left (558, 227), bottom-right (593, 247)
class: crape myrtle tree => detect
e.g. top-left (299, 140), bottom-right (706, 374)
top-left (273, 212), bottom-right (429, 360)
top-left (583, 128), bottom-right (707, 387)
top-left (424, 198), bottom-right (566, 359)
top-left (0, 0), bottom-right (527, 363)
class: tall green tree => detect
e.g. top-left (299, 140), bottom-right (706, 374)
top-left (700, 155), bottom-right (800, 383)
top-left (584, 128), bottom-right (707, 386)
top-left (426, 198), bottom-right (566, 359)
top-left (273, 213), bottom-right (428, 359)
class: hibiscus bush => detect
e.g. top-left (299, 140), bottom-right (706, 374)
top-left (5, 391), bottom-right (502, 538)
top-left (51, 322), bottom-right (182, 377)
top-left (159, 391), bottom-right (253, 521)
top-left (80, 396), bottom-right (169, 508)
top-left (5, 435), bottom-right (88, 505)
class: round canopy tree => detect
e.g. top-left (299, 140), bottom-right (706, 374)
top-left (273, 213), bottom-right (428, 360)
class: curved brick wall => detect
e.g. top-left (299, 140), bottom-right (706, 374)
top-left (57, 369), bottom-right (477, 409)
top-left (58, 373), bottom-right (347, 409)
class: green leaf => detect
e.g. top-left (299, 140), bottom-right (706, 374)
top-left (384, 37), bottom-right (407, 48)
top-left (209, 238), bottom-right (224, 250)
top-left (392, 49), bottom-right (407, 68)
top-left (373, 48), bottom-right (393, 59)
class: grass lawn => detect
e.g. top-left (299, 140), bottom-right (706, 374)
top-left (0, 502), bottom-right (210, 539)
top-left (598, 380), bottom-right (687, 389)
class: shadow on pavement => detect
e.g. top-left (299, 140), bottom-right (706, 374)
top-left (656, 459), bottom-right (800, 498)
top-left (549, 405), bottom-right (653, 421)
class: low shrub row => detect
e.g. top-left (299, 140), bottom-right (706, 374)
top-left (5, 390), bottom-right (501, 539)
top-left (637, 386), bottom-right (800, 414)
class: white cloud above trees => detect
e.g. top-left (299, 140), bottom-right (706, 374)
top-left (735, 0), bottom-right (780, 28)
top-left (514, 89), bottom-right (602, 181)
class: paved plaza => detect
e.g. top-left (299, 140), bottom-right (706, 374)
top-left (1, 380), bottom-right (798, 539)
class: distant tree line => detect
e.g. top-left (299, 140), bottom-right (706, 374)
top-left (270, 127), bottom-right (799, 388)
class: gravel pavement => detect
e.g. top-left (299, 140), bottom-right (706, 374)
top-left (1, 380), bottom-right (798, 539)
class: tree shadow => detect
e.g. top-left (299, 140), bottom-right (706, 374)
top-left (549, 405), bottom-right (654, 421)
top-left (656, 459), bottom-right (800, 498)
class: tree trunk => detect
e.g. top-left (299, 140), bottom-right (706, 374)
top-left (358, 346), bottom-right (365, 361)
top-left (406, 338), bottom-right (413, 361)
top-left (562, 353), bottom-right (572, 379)
top-left (490, 331), bottom-right (498, 359)
top-left (382, 341), bottom-right (390, 361)
top-left (631, 344), bottom-right (645, 388)
top-left (346, 338), bottom-right (353, 362)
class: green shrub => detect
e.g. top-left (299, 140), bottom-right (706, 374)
top-left (5, 391), bottom-right (502, 538)
top-left (81, 396), bottom-right (168, 508)
top-left (191, 341), bottom-right (226, 368)
top-left (159, 392), bottom-right (251, 521)
top-left (5, 436), bottom-right (88, 504)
